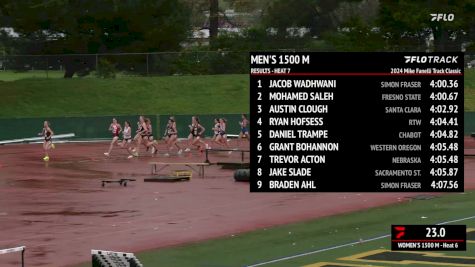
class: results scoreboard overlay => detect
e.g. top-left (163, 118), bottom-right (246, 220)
top-left (250, 52), bottom-right (464, 192)
top-left (391, 225), bottom-right (466, 251)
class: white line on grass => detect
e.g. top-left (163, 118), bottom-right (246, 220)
top-left (246, 215), bottom-right (475, 267)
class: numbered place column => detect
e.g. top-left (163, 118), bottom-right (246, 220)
top-left (250, 77), bottom-right (268, 191)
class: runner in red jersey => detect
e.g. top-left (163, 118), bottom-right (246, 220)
top-left (104, 118), bottom-right (122, 157)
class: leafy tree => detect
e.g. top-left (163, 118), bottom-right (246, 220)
top-left (323, 0), bottom-right (474, 52)
top-left (324, 17), bottom-right (386, 51)
top-left (225, 0), bottom-right (267, 12)
top-left (378, 0), bottom-right (475, 51)
top-left (0, 0), bottom-right (191, 77)
top-left (261, 0), bottom-right (360, 37)
top-left (209, 0), bottom-right (219, 39)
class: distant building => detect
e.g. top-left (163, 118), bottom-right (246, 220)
top-left (0, 27), bottom-right (19, 38)
top-left (185, 9), bottom-right (312, 47)
top-left (186, 9), bottom-right (257, 47)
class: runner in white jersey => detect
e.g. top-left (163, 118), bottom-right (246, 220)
top-left (118, 121), bottom-right (136, 158)
top-left (211, 118), bottom-right (224, 148)
top-left (216, 118), bottom-right (231, 150)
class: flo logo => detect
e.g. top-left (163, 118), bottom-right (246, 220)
top-left (394, 226), bottom-right (406, 239)
top-left (430, 13), bottom-right (455, 21)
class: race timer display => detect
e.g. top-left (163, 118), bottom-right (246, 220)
top-left (250, 52), bottom-right (464, 192)
top-left (392, 225), bottom-right (466, 251)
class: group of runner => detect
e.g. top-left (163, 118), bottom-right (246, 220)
top-left (40, 114), bottom-right (249, 161)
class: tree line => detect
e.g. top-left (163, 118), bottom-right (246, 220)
top-left (0, 0), bottom-right (473, 77)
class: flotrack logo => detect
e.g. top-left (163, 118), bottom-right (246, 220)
top-left (430, 13), bottom-right (455, 21)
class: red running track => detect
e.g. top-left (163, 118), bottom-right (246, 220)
top-left (0, 140), bottom-right (474, 266)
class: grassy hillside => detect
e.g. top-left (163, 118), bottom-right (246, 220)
top-left (464, 68), bottom-right (475, 111)
top-left (0, 74), bottom-right (249, 118)
top-left (0, 68), bottom-right (474, 118)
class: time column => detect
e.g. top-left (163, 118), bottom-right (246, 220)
top-left (250, 75), bottom-right (268, 192)
top-left (426, 77), bottom-right (464, 191)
